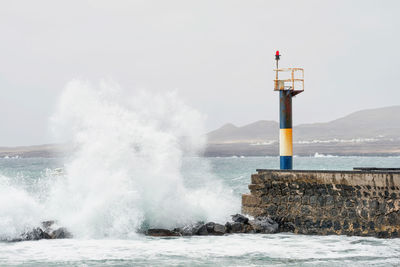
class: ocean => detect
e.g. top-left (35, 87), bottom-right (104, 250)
top-left (1, 156), bottom-right (399, 266)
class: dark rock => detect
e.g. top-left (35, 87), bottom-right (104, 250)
top-left (379, 202), bottom-right (386, 214)
top-left (304, 219), bottom-right (313, 228)
top-left (345, 199), bottom-right (354, 207)
top-left (50, 228), bottom-right (73, 239)
top-left (281, 221), bottom-right (295, 232)
top-left (318, 187), bottom-right (327, 195)
top-left (326, 196), bottom-right (334, 206)
top-left (301, 205), bottom-right (311, 215)
top-left (205, 222), bottom-right (216, 232)
top-left (177, 222), bottom-right (203, 236)
top-left (391, 231), bottom-right (399, 238)
top-left (225, 222), bottom-right (232, 232)
top-left (281, 187), bottom-right (289, 195)
top-left (309, 196), bottom-right (317, 205)
top-left (369, 200), bottom-right (379, 209)
top-left (361, 209), bottom-right (368, 219)
top-left (388, 211), bottom-right (400, 225)
top-left (317, 196), bottom-right (325, 206)
top-left (204, 222), bottom-right (226, 235)
top-left (229, 222), bottom-right (246, 233)
top-left (301, 196), bottom-right (309, 205)
top-left (12, 221), bottom-right (73, 242)
top-left (294, 195), bottom-right (301, 203)
top-left (333, 221), bottom-right (341, 231)
top-left (377, 231), bottom-right (389, 238)
top-left (146, 229), bottom-right (180, 237)
top-left (21, 227), bottom-right (51, 241)
top-left (231, 214), bottom-right (249, 224)
top-left (41, 220), bottom-right (55, 229)
top-left (272, 197), bottom-right (280, 204)
top-left (196, 224), bottom-right (208, 235)
top-left (295, 216), bottom-right (302, 227)
top-left (368, 221), bottom-right (375, 230)
top-left (321, 220), bottom-right (332, 229)
top-left (266, 205), bottom-right (277, 216)
top-left (343, 220), bottom-right (350, 230)
top-left (249, 217), bottom-right (279, 234)
top-left (330, 209), bottom-right (338, 217)
top-left (212, 224), bottom-right (226, 235)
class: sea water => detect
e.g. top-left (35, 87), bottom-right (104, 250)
top-left (1, 81), bottom-right (399, 266)
top-left (0, 156), bottom-right (400, 266)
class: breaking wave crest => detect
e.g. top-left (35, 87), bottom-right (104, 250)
top-left (0, 80), bottom-right (239, 239)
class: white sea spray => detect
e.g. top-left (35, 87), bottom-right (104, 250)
top-left (0, 175), bottom-right (44, 240)
top-left (44, 80), bottom-right (239, 238)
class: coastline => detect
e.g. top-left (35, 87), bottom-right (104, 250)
top-left (1, 141), bottom-right (400, 158)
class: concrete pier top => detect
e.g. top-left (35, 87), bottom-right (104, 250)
top-left (255, 169), bottom-right (400, 188)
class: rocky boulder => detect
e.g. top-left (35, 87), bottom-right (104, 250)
top-left (173, 222), bottom-right (204, 236)
top-left (249, 216), bottom-right (279, 234)
top-left (197, 222), bottom-right (226, 235)
top-left (232, 214), bottom-right (249, 224)
top-left (11, 221), bottom-right (72, 242)
top-left (146, 229), bottom-right (181, 237)
top-left (144, 214), bottom-right (279, 237)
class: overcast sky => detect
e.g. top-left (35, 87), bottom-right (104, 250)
top-left (1, 0), bottom-right (400, 146)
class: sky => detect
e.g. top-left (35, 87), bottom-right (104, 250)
top-left (1, 0), bottom-right (400, 146)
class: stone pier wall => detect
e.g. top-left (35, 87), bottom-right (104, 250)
top-left (242, 169), bottom-right (400, 238)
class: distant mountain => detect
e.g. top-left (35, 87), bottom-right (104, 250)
top-left (205, 106), bottom-right (400, 156)
top-left (295, 106), bottom-right (400, 141)
top-left (207, 106), bottom-right (400, 143)
top-left (207, 121), bottom-right (278, 143)
top-left (0, 106), bottom-right (399, 158)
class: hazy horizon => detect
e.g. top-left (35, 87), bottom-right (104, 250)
top-left (1, 0), bottom-right (400, 146)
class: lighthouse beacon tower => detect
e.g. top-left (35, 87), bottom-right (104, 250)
top-left (274, 51), bottom-right (304, 170)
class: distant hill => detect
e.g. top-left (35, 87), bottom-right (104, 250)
top-left (207, 106), bottom-right (400, 143)
top-left (0, 106), bottom-right (399, 158)
top-left (207, 121), bottom-right (278, 143)
top-left (205, 106), bottom-right (400, 156)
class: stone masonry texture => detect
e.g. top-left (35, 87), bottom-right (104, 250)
top-left (242, 170), bottom-right (400, 238)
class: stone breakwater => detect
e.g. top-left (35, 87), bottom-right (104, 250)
top-left (8, 221), bottom-right (72, 242)
top-left (4, 214), bottom-right (280, 241)
top-left (242, 169), bottom-right (400, 238)
top-left (146, 214), bottom-right (279, 237)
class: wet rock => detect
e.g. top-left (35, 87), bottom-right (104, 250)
top-left (175, 222), bottom-right (203, 236)
top-left (230, 222), bottom-right (245, 233)
top-left (50, 227), bottom-right (72, 239)
top-left (249, 217), bottom-right (279, 234)
top-left (225, 222), bottom-right (232, 232)
top-left (231, 214), bottom-right (249, 224)
top-left (196, 222), bottom-right (226, 235)
top-left (42, 220), bottom-right (55, 229)
top-left (280, 221), bottom-right (295, 232)
top-left (20, 227), bottom-right (51, 241)
top-left (146, 229), bottom-right (181, 237)
top-left (226, 221), bottom-right (254, 233)
top-left (196, 224), bottom-right (209, 235)
top-left (212, 223), bottom-right (226, 235)
top-left (10, 220), bottom-right (73, 242)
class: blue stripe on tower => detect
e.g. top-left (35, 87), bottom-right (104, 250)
top-left (280, 156), bottom-right (293, 170)
top-left (279, 91), bottom-right (293, 170)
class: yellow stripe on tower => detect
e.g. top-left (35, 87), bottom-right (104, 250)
top-left (279, 128), bottom-right (293, 156)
